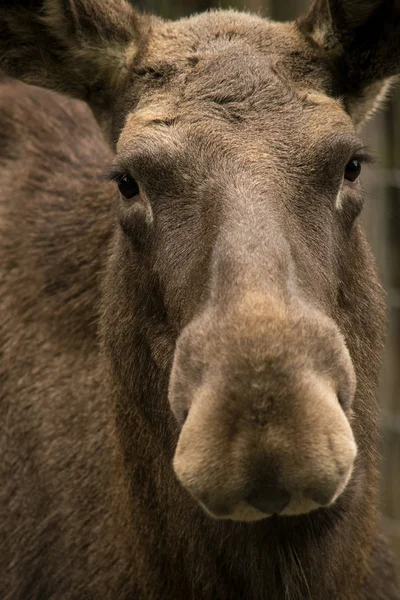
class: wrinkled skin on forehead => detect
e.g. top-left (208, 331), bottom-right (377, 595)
top-left (114, 14), bottom-right (339, 140)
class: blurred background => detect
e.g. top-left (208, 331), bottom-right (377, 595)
top-left (137, 0), bottom-right (400, 572)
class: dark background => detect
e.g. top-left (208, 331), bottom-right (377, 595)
top-left (137, 0), bottom-right (400, 572)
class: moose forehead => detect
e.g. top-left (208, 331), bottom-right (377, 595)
top-left (116, 12), bottom-right (358, 161)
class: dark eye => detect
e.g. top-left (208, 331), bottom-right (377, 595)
top-left (117, 174), bottom-right (140, 199)
top-left (344, 159), bottom-right (361, 182)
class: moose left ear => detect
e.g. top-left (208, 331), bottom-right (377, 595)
top-left (0, 0), bottom-right (149, 139)
top-left (297, 0), bottom-right (400, 127)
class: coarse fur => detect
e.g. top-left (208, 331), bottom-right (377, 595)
top-left (0, 0), bottom-right (400, 598)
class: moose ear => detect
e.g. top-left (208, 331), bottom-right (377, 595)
top-left (0, 0), bottom-right (145, 127)
top-left (298, 0), bottom-right (400, 127)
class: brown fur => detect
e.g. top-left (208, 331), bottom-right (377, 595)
top-left (1, 0), bottom-right (400, 598)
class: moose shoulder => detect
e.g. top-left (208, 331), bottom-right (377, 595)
top-left (0, 0), bottom-right (399, 598)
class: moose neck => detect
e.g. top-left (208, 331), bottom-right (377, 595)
top-left (100, 223), bottom-right (385, 600)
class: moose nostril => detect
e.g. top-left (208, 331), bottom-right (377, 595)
top-left (180, 409), bottom-right (188, 426)
top-left (307, 489), bottom-right (335, 507)
top-left (247, 486), bottom-right (291, 515)
top-left (173, 406), bottom-right (188, 429)
top-left (337, 390), bottom-right (351, 411)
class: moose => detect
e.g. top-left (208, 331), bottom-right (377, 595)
top-left (1, 0), bottom-right (400, 597)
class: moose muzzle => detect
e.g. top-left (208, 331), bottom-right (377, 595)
top-left (169, 293), bottom-right (357, 522)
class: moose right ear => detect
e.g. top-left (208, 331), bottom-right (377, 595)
top-left (0, 0), bottom-right (147, 129)
top-left (297, 0), bottom-right (400, 127)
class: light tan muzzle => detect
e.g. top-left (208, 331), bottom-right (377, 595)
top-left (169, 300), bottom-right (357, 521)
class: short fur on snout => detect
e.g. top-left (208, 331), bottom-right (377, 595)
top-left (170, 293), bottom-right (357, 520)
top-left (1, 0), bottom-right (400, 598)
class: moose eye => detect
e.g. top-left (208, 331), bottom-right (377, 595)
top-left (344, 159), bottom-right (361, 182)
top-left (117, 174), bottom-right (140, 199)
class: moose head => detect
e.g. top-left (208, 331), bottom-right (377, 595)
top-left (1, 0), bottom-right (398, 522)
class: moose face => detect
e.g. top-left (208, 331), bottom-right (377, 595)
top-left (111, 14), bottom-right (365, 520)
top-left (1, 0), bottom-right (396, 522)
